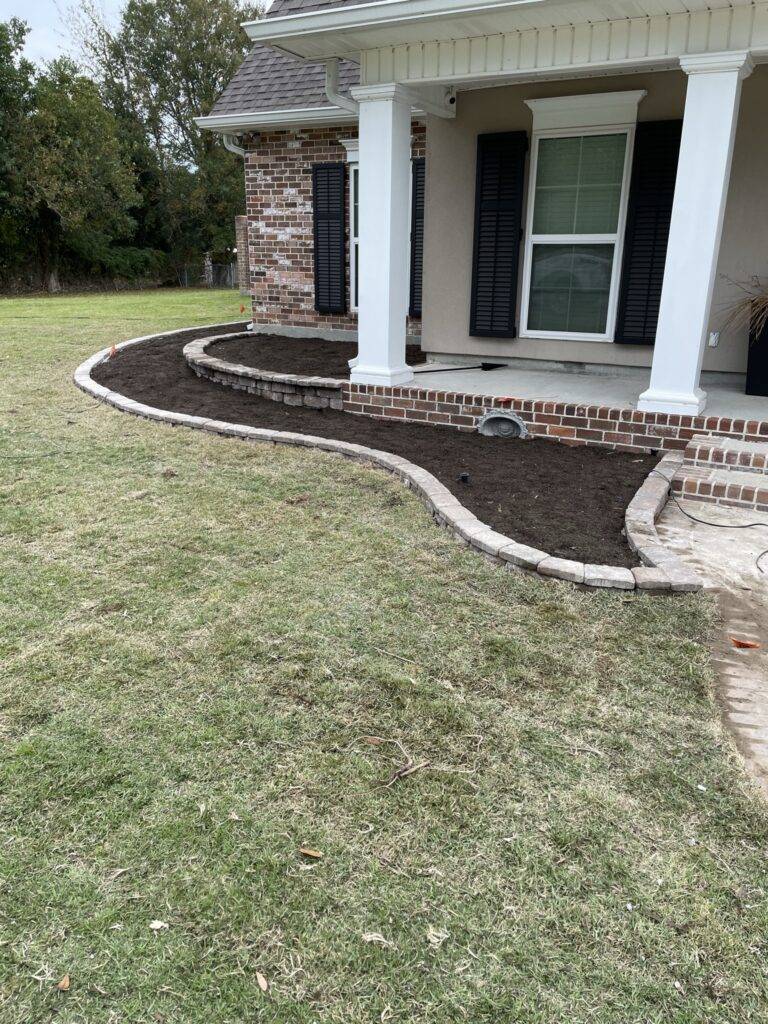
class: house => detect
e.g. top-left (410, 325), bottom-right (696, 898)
top-left (197, 0), bottom-right (768, 453)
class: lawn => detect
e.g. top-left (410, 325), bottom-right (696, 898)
top-left (1, 289), bottom-right (767, 1023)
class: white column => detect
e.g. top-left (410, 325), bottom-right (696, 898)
top-left (637, 51), bottom-right (753, 416)
top-left (349, 83), bottom-right (414, 387)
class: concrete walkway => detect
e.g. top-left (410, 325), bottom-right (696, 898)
top-left (656, 498), bottom-right (768, 793)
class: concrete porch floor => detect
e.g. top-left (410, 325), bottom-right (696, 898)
top-left (413, 362), bottom-right (768, 421)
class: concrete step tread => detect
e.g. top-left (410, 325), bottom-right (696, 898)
top-left (684, 434), bottom-right (768, 474)
top-left (690, 432), bottom-right (768, 452)
top-left (674, 467), bottom-right (768, 490)
top-left (672, 464), bottom-right (768, 509)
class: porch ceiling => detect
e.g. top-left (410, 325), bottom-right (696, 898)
top-left (242, 0), bottom-right (754, 61)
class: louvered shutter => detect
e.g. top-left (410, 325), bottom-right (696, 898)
top-left (469, 132), bottom-right (528, 338)
top-left (409, 158), bottom-right (426, 319)
top-left (312, 162), bottom-right (346, 315)
top-left (615, 120), bottom-right (682, 345)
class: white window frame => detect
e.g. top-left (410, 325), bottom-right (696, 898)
top-left (350, 162), bottom-right (360, 312)
top-left (340, 139), bottom-right (360, 311)
top-left (340, 136), bottom-right (414, 315)
top-left (519, 91), bottom-right (645, 343)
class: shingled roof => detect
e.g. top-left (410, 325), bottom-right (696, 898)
top-left (209, 0), bottom-right (366, 118)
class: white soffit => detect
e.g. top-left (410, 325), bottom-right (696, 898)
top-left (241, 0), bottom-right (752, 60)
top-left (525, 89), bottom-right (646, 130)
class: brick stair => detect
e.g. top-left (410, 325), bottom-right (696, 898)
top-left (672, 434), bottom-right (768, 511)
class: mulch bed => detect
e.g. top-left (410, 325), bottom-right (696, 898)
top-left (208, 333), bottom-right (425, 378)
top-left (93, 326), bottom-right (657, 567)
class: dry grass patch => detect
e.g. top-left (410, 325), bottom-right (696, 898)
top-left (1, 290), bottom-right (767, 1023)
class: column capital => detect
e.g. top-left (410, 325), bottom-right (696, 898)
top-left (680, 50), bottom-right (754, 78)
top-left (350, 82), bottom-right (413, 105)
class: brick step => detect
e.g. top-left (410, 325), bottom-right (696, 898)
top-left (683, 433), bottom-right (768, 475)
top-left (672, 464), bottom-right (768, 511)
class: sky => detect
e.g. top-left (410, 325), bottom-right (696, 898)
top-left (6, 0), bottom-right (125, 63)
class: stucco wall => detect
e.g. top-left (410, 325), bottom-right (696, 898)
top-left (422, 66), bottom-right (768, 375)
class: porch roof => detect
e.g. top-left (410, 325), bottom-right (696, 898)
top-left (241, 0), bottom-right (749, 62)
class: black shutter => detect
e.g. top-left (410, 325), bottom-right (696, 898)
top-left (409, 157), bottom-right (425, 319)
top-left (312, 162), bottom-right (346, 315)
top-left (469, 131), bottom-right (528, 338)
top-left (615, 120), bottom-right (682, 345)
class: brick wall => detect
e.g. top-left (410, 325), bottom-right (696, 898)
top-left (234, 215), bottom-right (249, 295)
top-left (342, 383), bottom-right (768, 454)
top-left (244, 124), bottom-right (426, 336)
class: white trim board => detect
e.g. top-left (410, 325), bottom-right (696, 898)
top-left (525, 90), bottom-right (646, 130)
top-left (240, 0), bottom-right (757, 61)
top-left (360, 6), bottom-right (768, 86)
top-left (195, 106), bottom-right (358, 133)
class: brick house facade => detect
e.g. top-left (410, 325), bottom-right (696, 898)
top-left (244, 124), bottom-right (425, 338)
top-left (196, 0), bottom-right (768, 456)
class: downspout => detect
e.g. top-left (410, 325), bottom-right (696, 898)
top-left (324, 58), bottom-right (359, 115)
top-left (220, 131), bottom-right (253, 327)
top-left (221, 132), bottom-right (246, 157)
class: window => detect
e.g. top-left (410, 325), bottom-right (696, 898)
top-left (519, 92), bottom-right (645, 342)
top-left (350, 163), bottom-right (360, 310)
top-left (341, 140), bottom-right (360, 311)
top-left (340, 137), bottom-right (418, 315)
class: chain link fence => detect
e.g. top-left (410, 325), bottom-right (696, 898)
top-left (176, 259), bottom-right (238, 289)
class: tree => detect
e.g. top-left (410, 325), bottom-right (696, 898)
top-left (26, 59), bottom-right (140, 291)
top-left (75, 0), bottom-right (263, 264)
top-left (0, 20), bottom-right (35, 279)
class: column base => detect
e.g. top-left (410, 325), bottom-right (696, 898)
top-left (350, 364), bottom-right (414, 387)
top-left (636, 386), bottom-right (707, 416)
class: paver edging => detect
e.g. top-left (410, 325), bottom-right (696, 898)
top-left (624, 450), bottom-right (703, 591)
top-left (75, 326), bottom-right (699, 593)
top-left (183, 334), bottom-right (347, 410)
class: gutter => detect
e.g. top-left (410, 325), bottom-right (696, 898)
top-left (195, 105), bottom-right (359, 134)
top-left (240, 0), bottom-right (547, 55)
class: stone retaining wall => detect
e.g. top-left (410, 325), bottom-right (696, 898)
top-left (185, 335), bottom-right (345, 410)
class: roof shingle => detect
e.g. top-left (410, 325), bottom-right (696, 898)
top-left (268, 0), bottom-right (369, 14)
top-left (208, 0), bottom-right (367, 118)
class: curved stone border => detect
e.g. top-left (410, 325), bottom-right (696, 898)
top-left (74, 326), bottom-right (701, 593)
top-left (184, 333), bottom-right (347, 409)
top-left (624, 450), bottom-right (702, 591)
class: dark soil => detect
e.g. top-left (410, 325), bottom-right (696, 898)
top-left (208, 333), bottom-right (425, 379)
top-left (93, 325), bottom-right (656, 566)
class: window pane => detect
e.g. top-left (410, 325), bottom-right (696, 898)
top-left (352, 167), bottom-right (359, 237)
top-left (533, 134), bottom-right (626, 235)
top-left (527, 243), bottom-right (614, 334)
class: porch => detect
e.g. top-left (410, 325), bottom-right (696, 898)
top-left (411, 362), bottom-right (767, 425)
top-left (240, 0), bottom-right (768, 421)
top-left (185, 330), bottom-right (768, 454)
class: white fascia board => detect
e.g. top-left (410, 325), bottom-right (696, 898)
top-left (195, 107), bottom-right (359, 132)
top-left (241, 0), bottom-right (545, 53)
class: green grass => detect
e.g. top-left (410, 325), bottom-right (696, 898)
top-left (1, 288), bottom-right (767, 1023)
